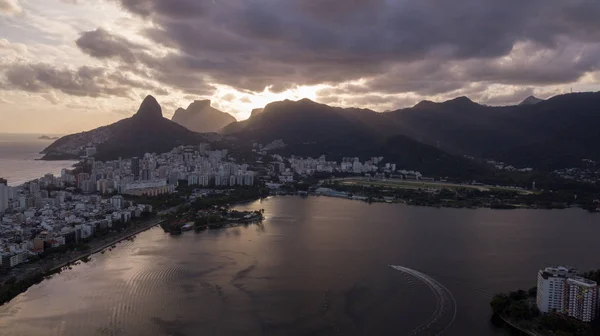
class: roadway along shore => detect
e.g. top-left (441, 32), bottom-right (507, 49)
top-left (50, 218), bottom-right (165, 272)
top-left (0, 216), bottom-right (165, 286)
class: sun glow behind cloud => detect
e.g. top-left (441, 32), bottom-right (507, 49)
top-left (1, 0), bottom-right (600, 133)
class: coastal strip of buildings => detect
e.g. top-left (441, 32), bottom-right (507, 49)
top-left (0, 144), bottom-right (258, 272)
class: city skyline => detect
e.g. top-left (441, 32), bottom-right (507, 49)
top-left (2, 0), bottom-right (600, 133)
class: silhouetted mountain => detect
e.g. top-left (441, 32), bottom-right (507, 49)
top-left (388, 92), bottom-right (600, 169)
top-left (172, 100), bottom-right (236, 133)
top-left (378, 135), bottom-right (489, 179)
top-left (42, 95), bottom-right (206, 160)
top-left (223, 98), bottom-right (385, 143)
top-left (250, 108), bottom-right (264, 118)
top-left (224, 92), bottom-right (600, 170)
top-left (519, 95), bottom-right (543, 105)
top-left (222, 98), bottom-right (487, 177)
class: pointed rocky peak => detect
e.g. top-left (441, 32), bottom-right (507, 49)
top-left (519, 95), bottom-right (543, 106)
top-left (172, 107), bottom-right (186, 122)
top-left (135, 95), bottom-right (163, 119)
top-left (250, 108), bottom-right (264, 118)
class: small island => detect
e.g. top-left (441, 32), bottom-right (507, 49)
top-left (158, 187), bottom-right (268, 234)
top-left (38, 135), bottom-right (59, 140)
top-left (160, 208), bottom-right (264, 234)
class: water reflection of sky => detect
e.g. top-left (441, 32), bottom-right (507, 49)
top-left (0, 197), bottom-right (598, 335)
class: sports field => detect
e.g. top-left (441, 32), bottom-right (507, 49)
top-left (335, 177), bottom-right (532, 194)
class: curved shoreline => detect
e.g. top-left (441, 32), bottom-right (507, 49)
top-left (49, 219), bottom-right (164, 272)
top-left (498, 315), bottom-right (539, 336)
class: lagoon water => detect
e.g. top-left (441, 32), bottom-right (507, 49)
top-left (0, 196), bottom-right (598, 335)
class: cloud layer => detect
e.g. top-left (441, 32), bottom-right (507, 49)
top-left (0, 0), bottom-right (22, 15)
top-left (1, 0), bottom-right (600, 127)
top-left (100, 0), bottom-right (600, 96)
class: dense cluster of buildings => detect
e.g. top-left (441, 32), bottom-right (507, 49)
top-left (553, 161), bottom-right (600, 184)
top-left (0, 176), bottom-right (152, 270)
top-left (537, 266), bottom-right (599, 322)
top-left (46, 144), bottom-right (257, 196)
top-left (0, 143), bottom-right (258, 271)
top-left (266, 154), bottom-right (418, 184)
top-left (484, 159), bottom-right (534, 172)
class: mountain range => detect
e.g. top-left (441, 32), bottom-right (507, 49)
top-left (223, 92), bottom-right (600, 170)
top-left (43, 91), bottom-right (600, 173)
top-left (42, 96), bottom-right (206, 161)
top-left (171, 100), bottom-right (236, 133)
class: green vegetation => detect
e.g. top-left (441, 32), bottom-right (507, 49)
top-left (490, 289), bottom-right (540, 321)
top-left (581, 270), bottom-right (600, 283)
top-left (0, 258), bottom-right (78, 306)
top-left (160, 186), bottom-right (268, 233)
top-left (323, 179), bottom-right (598, 211)
top-left (490, 287), bottom-right (594, 335)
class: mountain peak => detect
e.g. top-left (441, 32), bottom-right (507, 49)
top-left (171, 99), bottom-right (236, 133)
top-left (414, 100), bottom-right (437, 109)
top-left (188, 100), bottom-right (212, 110)
top-left (135, 95), bottom-right (163, 119)
top-left (448, 96), bottom-right (474, 104)
top-left (250, 108), bottom-right (264, 118)
top-left (519, 95), bottom-right (543, 106)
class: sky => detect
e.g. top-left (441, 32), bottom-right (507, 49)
top-left (1, 0), bottom-right (600, 134)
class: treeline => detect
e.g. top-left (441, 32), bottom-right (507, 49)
top-left (324, 180), bottom-right (598, 210)
top-left (191, 187), bottom-right (269, 210)
top-left (490, 288), bottom-right (590, 336)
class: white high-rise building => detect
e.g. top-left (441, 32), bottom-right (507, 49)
top-left (537, 266), bottom-right (599, 322)
top-left (537, 266), bottom-right (574, 313)
top-left (566, 277), bottom-right (598, 322)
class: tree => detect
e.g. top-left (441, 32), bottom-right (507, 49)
top-left (528, 286), bottom-right (537, 297)
top-left (490, 294), bottom-right (509, 315)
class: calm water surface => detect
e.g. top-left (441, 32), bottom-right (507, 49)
top-left (0, 133), bottom-right (76, 186)
top-left (0, 196), bottom-right (598, 336)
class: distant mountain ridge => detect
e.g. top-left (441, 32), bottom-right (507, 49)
top-left (42, 91), bottom-right (600, 170)
top-left (519, 96), bottom-right (544, 105)
top-left (223, 92), bottom-right (600, 169)
top-left (171, 100), bottom-right (236, 133)
top-left (42, 96), bottom-right (206, 161)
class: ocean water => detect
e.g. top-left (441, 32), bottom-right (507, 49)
top-left (0, 133), bottom-right (78, 186)
top-left (0, 196), bottom-right (598, 335)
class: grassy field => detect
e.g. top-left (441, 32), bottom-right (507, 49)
top-left (335, 178), bottom-right (532, 194)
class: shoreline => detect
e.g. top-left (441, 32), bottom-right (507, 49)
top-left (0, 217), bottom-right (164, 306)
top-left (50, 218), bottom-right (164, 272)
top-left (497, 315), bottom-right (539, 336)
top-left (307, 193), bottom-right (599, 213)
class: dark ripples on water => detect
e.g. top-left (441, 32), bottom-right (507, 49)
top-left (0, 196), bottom-right (599, 335)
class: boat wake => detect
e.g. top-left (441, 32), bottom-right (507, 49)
top-left (389, 265), bottom-right (457, 335)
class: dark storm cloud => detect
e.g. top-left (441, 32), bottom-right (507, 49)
top-left (75, 28), bottom-right (215, 95)
top-left (119, 0), bottom-right (207, 18)
top-left (0, 62), bottom-right (166, 98)
top-left (76, 28), bottom-right (141, 64)
top-left (95, 0), bottom-right (600, 96)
